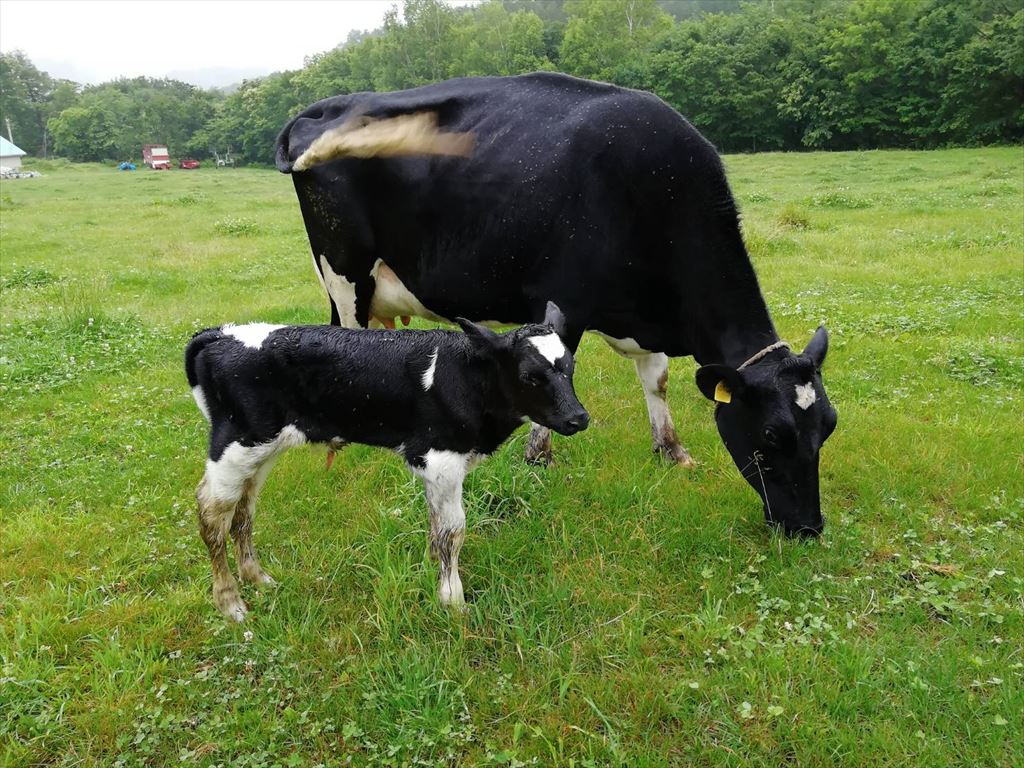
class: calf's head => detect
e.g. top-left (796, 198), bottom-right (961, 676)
top-left (696, 327), bottom-right (837, 537)
top-left (456, 302), bottom-right (589, 436)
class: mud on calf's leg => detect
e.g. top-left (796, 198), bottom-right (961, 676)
top-left (196, 476), bottom-right (248, 622)
top-left (524, 423), bottom-right (553, 466)
top-left (230, 464), bottom-right (277, 587)
top-left (415, 452), bottom-right (469, 607)
top-left (634, 352), bottom-right (694, 466)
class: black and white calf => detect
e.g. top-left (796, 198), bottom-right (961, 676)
top-left (185, 303), bottom-right (588, 620)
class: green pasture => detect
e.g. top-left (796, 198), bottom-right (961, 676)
top-left (1, 149), bottom-right (1021, 766)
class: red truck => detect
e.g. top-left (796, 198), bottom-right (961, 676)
top-left (142, 144), bottom-right (172, 170)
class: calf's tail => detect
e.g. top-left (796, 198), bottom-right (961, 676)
top-left (185, 328), bottom-right (223, 422)
top-left (284, 112), bottom-right (474, 173)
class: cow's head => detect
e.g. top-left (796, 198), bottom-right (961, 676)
top-left (456, 302), bottom-right (589, 436)
top-left (696, 327), bottom-right (837, 537)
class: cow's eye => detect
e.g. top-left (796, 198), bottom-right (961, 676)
top-left (763, 426), bottom-right (780, 447)
top-left (521, 372), bottom-right (543, 387)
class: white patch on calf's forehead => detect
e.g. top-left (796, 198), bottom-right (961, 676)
top-left (222, 322), bottom-right (285, 349)
top-left (795, 382), bottom-right (817, 411)
top-left (527, 332), bottom-right (567, 366)
top-left (422, 347), bottom-right (439, 391)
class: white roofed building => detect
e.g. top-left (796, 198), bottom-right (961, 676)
top-left (0, 136), bottom-right (28, 170)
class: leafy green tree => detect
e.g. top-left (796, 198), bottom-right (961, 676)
top-left (942, 9), bottom-right (1024, 143)
top-left (0, 51), bottom-right (54, 155)
top-left (452, 2), bottom-right (552, 76)
top-left (559, 0), bottom-right (672, 81)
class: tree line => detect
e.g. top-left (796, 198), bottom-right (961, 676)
top-left (1, 0), bottom-right (1020, 164)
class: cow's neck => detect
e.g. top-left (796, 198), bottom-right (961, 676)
top-left (688, 243), bottom-right (780, 369)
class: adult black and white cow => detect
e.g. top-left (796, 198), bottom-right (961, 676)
top-left (186, 303), bottom-right (588, 619)
top-left (275, 72), bottom-right (837, 537)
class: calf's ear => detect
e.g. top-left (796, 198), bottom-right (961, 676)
top-left (455, 317), bottom-right (502, 353)
top-left (695, 364), bottom-right (746, 404)
top-left (803, 325), bottom-right (829, 370)
top-left (542, 301), bottom-right (568, 340)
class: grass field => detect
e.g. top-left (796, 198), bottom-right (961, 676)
top-left (1, 148), bottom-right (1022, 767)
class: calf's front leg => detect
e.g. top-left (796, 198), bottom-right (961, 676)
top-left (412, 451), bottom-right (469, 607)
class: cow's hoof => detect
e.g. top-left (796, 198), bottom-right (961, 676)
top-left (524, 446), bottom-right (553, 467)
top-left (656, 442), bottom-right (695, 467)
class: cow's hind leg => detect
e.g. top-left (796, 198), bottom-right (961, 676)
top-left (230, 460), bottom-right (277, 587)
top-left (633, 352), bottom-right (693, 466)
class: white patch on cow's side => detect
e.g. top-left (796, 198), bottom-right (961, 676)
top-left (319, 255), bottom-right (359, 327)
top-left (795, 382), bottom-right (817, 411)
top-left (422, 347), bottom-right (439, 391)
top-left (222, 322), bottom-right (285, 350)
top-left (191, 385), bottom-right (211, 422)
top-left (203, 425), bottom-right (307, 504)
top-left (369, 258), bottom-right (445, 323)
top-left (528, 332), bottom-right (567, 366)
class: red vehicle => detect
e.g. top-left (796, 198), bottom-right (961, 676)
top-left (142, 144), bottom-right (172, 170)
top-left (179, 158), bottom-right (200, 169)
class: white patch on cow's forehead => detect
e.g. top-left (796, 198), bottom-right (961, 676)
top-left (422, 347), bottom-right (439, 391)
top-left (222, 322), bottom-right (285, 349)
top-left (527, 332), bottom-right (567, 366)
top-left (795, 382), bottom-right (817, 411)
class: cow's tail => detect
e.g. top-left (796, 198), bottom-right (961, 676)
top-left (185, 328), bottom-right (223, 422)
top-left (286, 112), bottom-right (474, 173)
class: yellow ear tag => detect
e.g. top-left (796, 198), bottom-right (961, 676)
top-left (714, 380), bottom-right (732, 404)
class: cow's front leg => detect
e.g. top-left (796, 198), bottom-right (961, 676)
top-left (524, 423), bottom-right (553, 466)
top-left (413, 452), bottom-right (469, 607)
top-left (634, 352), bottom-right (694, 466)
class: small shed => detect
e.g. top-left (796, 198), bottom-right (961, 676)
top-left (1, 136), bottom-right (27, 169)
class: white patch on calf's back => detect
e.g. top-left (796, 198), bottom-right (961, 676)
top-left (222, 322), bottom-right (285, 349)
top-left (319, 255), bottom-right (358, 327)
top-left (422, 347), bottom-right (439, 391)
top-left (528, 332), bottom-right (567, 366)
top-left (795, 382), bottom-right (817, 411)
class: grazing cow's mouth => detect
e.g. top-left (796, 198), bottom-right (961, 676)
top-left (553, 411), bottom-right (589, 436)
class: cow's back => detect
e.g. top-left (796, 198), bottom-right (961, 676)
top-left (276, 73), bottom-right (740, 353)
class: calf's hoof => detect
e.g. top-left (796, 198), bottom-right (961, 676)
top-left (240, 563), bottom-right (276, 587)
top-left (215, 588), bottom-right (248, 622)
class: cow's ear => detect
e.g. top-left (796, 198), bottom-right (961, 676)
top-left (803, 325), bottom-right (829, 370)
top-left (542, 301), bottom-right (568, 340)
top-left (455, 317), bottom-right (502, 353)
top-left (695, 364), bottom-right (746, 404)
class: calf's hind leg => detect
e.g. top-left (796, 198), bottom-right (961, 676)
top-left (230, 461), bottom-right (277, 587)
top-left (197, 473), bottom-right (249, 622)
top-left (633, 352), bottom-right (694, 466)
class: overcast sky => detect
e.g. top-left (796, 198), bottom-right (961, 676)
top-left (0, 1), bottom-right (435, 88)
